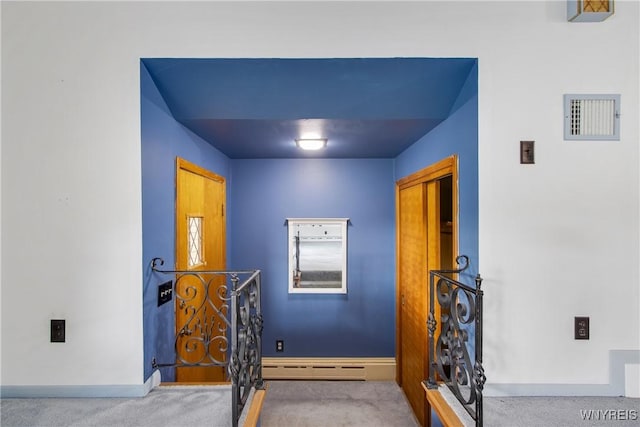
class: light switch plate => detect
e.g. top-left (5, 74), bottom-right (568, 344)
top-left (520, 140), bottom-right (535, 164)
top-left (158, 281), bottom-right (173, 307)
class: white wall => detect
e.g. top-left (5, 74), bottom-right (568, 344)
top-left (1, 1), bottom-right (638, 395)
top-left (0, 1), bottom-right (4, 387)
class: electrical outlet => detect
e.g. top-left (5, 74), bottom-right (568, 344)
top-left (51, 319), bottom-right (65, 343)
top-left (575, 316), bottom-right (589, 340)
top-left (276, 340), bottom-right (284, 352)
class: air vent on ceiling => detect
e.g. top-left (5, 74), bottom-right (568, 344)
top-left (564, 94), bottom-right (620, 141)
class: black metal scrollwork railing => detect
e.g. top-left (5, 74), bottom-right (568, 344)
top-left (425, 255), bottom-right (485, 426)
top-left (151, 258), bottom-right (264, 427)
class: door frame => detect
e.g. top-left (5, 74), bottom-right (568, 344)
top-left (395, 155), bottom-right (458, 416)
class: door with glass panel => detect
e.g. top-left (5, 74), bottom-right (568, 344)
top-left (175, 158), bottom-right (226, 382)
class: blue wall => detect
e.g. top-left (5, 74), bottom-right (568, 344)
top-left (394, 61), bottom-right (479, 280)
top-left (141, 62), bottom-right (231, 381)
top-left (395, 62), bottom-right (479, 392)
top-left (229, 159), bottom-right (396, 357)
top-left (141, 58), bottom-right (479, 379)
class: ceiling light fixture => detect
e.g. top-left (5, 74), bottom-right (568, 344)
top-left (296, 138), bottom-right (327, 151)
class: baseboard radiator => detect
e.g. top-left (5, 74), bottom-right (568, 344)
top-left (262, 357), bottom-right (396, 381)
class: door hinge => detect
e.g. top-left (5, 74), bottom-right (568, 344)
top-left (222, 204), bottom-right (225, 217)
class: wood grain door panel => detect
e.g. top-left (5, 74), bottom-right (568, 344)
top-left (396, 156), bottom-right (457, 427)
top-left (398, 183), bottom-right (428, 425)
top-left (175, 158), bottom-right (227, 382)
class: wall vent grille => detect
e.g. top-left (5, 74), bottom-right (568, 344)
top-left (564, 94), bottom-right (620, 140)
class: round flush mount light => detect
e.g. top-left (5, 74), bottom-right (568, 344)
top-left (295, 138), bottom-right (327, 150)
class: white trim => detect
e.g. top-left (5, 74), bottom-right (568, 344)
top-left (484, 350), bottom-right (640, 397)
top-left (0, 384), bottom-right (148, 398)
top-left (285, 218), bottom-right (350, 223)
top-left (0, 370), bottom-right (161, 398)
top-left (145, 369), bottom-right (162, 394)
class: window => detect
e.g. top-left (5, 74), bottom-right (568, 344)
top-left (187, 216), bottom-right (203, 268)
top-left (287, 218), bottom-right (348, 294)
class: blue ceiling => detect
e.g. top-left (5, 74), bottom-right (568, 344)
top-left (142, 58), bottom-right (476, 159)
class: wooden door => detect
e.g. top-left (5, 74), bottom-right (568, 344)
top-left (175, 158), bottom-right (226, 382)
top-left (396, 156), bottom-right (457, 426)
top-left (398, 182), bottom-right (429, 424)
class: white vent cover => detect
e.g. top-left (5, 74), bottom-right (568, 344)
top-left (564, 94), bottom-right (620, 140)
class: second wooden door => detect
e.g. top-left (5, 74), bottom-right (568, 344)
top-left (396, 156), bottom-right (457, 426)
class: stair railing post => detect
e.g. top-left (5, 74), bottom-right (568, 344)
top-left (473, 273), bottom-right (485, 427)
top-left (230, 275), bottom-right (240, 427)
top-left (426, 270), bottom-right (438, 389)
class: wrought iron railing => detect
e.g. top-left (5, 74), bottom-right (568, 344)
top-left (425, 255), bottom-right (485, 426)
top-left (150, 258), bottom-right (264, 427)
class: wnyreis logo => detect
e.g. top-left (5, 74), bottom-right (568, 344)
top-left (580, 409), bottom-right (638, 421)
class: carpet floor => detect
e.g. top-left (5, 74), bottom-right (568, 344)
top-left (484, 396), bottom-right (640, 427)
top-left (0, 385), bottom-right (234, 427)
top-left (260, 380), bottom-right (420, 427)
top-left (1, 381), bottom-right (638, 427)
top-left (0, 381), bottom-right (418, 427)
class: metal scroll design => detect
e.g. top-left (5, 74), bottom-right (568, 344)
top-left (228, 271), bottom-right (264, 427)
top-left (151, 258), bottom-right (264, 427)
top-left (425, 255), bottom-right (485, 426)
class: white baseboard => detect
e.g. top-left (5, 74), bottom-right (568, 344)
top-left (625, 363), bottom-right (640, 398)
top-left (145, 369), bottom-right (162, 394)
top-left (0, 384), bottom-right (148, 398)
top-left (484, 349), bottom-right (640, 397)
top-left (0, 371), bottom-right (161, 398)
top-left (262, 357), bottom-right (396, 381)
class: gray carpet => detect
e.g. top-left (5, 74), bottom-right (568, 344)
top-left (2, 381), bottom-right (638, 427)
top-left (0, 381), bottom-right (417, 427)
top-left (484, 396), bottom-right (640, 427)
top-left (260, 380), bottom-right (420, 427)
top-left (0, 385), bottom-right (234, 427)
